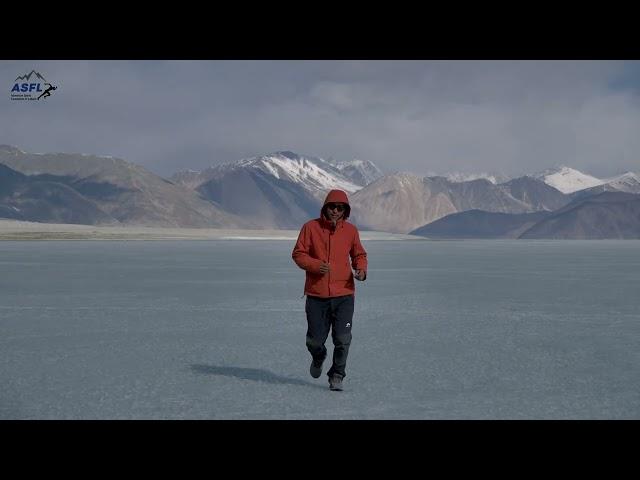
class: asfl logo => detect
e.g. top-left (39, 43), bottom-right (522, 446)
top-left (11, 70), bottom-right (58, 101)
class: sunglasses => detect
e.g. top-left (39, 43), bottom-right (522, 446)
top-left (326, 203), bottom-right (346, 212)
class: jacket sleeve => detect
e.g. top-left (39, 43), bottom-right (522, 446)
top-left (350, 228), bottom-right (368, 279)
top-left (292, 223), bottom-right (323, 274)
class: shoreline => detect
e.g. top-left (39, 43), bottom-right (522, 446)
top-left (0, 220), bottom-right (425, 241)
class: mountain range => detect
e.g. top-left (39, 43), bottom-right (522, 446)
top-left (348, 172), bottom-right (571, 233)
top-left (410, 191), bottom-right (640, 239)
top-left (519, 191), bottom-right (640, 239)
top-left (169, 151), bottom-right (377, 229)
top-left (1, 144), bottom-right (638, 238)
top-left (0, 145), bottom-right (252, 228)
top-left (411, 210), bottom-right (553, 239)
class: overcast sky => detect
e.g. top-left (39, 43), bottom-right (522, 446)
top-left (2, 60), bottom-right (639, 178)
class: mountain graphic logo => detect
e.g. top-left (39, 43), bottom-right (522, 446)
top-left (11, 70), bottom-right (57, 101)
top-left (15, 70), bottom-right (47, 82)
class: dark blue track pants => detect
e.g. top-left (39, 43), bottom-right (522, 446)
top-left (305, 294), bottom-right (354, 378)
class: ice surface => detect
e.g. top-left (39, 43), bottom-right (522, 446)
top-left (1, 240), bottom-right (639, 419)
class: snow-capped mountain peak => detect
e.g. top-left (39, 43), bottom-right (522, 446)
top-left (330, 158), bottom-right (384, 187)
top-left (256, 153), bottom-right (361, 193)
top-left (208, 151), bottom-right (361, 194)
top-left (602, 171), bottom-right (640, 193)
top-left (533, 166), bottom-right (604, 194)
top-left (444, 172), bottom-right (510, 184)
top-left (170, 151), bottom-right (363, 196)
top-left (605, 171), bottom-right (639, 182)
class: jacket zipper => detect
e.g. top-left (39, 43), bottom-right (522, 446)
top-left (327, 227), bottom-right (332, 297)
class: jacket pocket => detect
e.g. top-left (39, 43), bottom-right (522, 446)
top-left (332, 257), bottom-right (353, 282)
top-left (307, 272), bottom-right (326, 295)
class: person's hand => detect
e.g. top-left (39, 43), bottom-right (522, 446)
top-left (354, 269), bottom-right (365, 281)
top-left (319, 261), bottom-right (330, 274)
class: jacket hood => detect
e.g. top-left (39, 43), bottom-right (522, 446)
top-left (321, 189), bottom-right (351, 220)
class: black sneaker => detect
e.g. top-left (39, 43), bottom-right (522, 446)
top-left (310, 356), bottom-right (325, 379)
top-left (328, 374), bottom-right (344, 391)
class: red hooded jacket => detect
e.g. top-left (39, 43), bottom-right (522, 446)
top-left (292, 189), bottom-right (368, 298)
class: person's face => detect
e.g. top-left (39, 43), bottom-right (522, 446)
top-left (325, 203), bottom-right (346, 223)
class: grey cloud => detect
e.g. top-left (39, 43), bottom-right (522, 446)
top-left (1, 60), bottom-right (638, 179)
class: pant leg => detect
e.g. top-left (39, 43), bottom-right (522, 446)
top-left (327, 294), bottom-right (355, 378)
top-left (305, 295), bottom-right (332, 362)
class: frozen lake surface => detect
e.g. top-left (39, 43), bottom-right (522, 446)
top-left (1, 239), bottom-right (639, 419)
